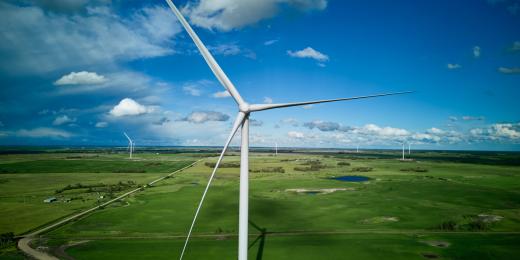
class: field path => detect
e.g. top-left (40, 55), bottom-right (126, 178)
top-left (17, 159), bottom-right (203, 260)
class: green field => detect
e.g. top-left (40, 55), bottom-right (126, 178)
top-left (1, 148), bottom-right (520, 259)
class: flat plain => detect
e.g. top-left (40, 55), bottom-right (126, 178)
top-left (0, 148), bottom-right (519, 259)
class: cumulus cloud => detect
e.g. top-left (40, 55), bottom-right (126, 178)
top-left (178, 111), bottom-right (230, 124)
top-left (354, 124), bottom-right (409, 137)
top-left (182, 0), bottom-right (327, 31)
top-left (95, 121), bottom-right (108, 128)
top-left (288, 131), bottom-right (305, 139)
top-left (287, 47), bottom-right (329, 62)
top-left (213, 90), bottom-right (231, 98)
top-left (109, 98), bottom-right (153, 117)
top-left (54, 71), bottom-right (107, 85)
top-left (447, 63), bottom-right (461, 69)
top-left (473, 46), bottom-right (481, 58)
top-left (52, 115), bottom-right (76, 125)
top-left (498, 67), bottom-right (520, 74)
top-left (16, 127), bottom-right (72, 138)
top-left (303, 120), bottom-right (351, 132)
top-left (470, 123), bottom-right (520, 141)
top-left (0, 3), bottom-right (180, 74)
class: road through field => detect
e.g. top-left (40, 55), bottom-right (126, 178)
top-left (17, 159), bottom-right (203, 260)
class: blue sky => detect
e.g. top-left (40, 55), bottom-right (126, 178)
top-left (0, 0), bottom-right (519, 150)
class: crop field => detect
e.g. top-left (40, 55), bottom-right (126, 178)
top-left (1, 148), bottom-right (519, 259)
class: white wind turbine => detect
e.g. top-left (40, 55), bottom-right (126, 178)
top-left (123, 132), bottom-right (134, 159)
top-left (165, 1), bottom-right (411, 259)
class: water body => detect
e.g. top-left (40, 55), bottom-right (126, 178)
top-left (331, 176), bottom-right (370, 182)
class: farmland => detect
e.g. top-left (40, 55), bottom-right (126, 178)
top-left (1, 148), bottom-right (519, 259)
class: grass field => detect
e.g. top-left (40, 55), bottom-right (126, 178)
top-left (1, 148), bottom-right (520, 259)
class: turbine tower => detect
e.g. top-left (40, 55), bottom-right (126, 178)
top-left (408, 142), bottom-right (411, 155)
top-left (402, 142), bottom-right (405, 160)
top-left (275, 142), bottom-right (278, 156)
top-left (123, 132), bottom-right (133, 159)
top-left (165, 1), bottom-right (411, 259)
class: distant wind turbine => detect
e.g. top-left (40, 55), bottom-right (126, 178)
top-left (408, 143), bottom-right (411, 155)
top-left (402, 142), bottom-right (405, 160)
top-left (275, 142), bottom-right (278, 156)
top-left (123, 132), bottom-right (134, 159)
top-left (165, 1), bottom-right (412, 259)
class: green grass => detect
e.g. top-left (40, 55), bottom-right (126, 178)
top-left (0, 153), bottom-right (194, 234)
top-left (2, 149), bottom-right (520, 259)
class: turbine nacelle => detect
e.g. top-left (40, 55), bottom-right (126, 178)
top-left (239, 102), bottom-right (251, 113)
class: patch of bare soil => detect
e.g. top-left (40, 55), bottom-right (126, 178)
top-left (285, 188), bottom-right (354, 194)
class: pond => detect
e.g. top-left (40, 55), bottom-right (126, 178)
top-left (331, 176), bottom-right (370, 182)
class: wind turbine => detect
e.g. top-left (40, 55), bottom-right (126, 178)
top-left (165, 1), bottom-right (411, 259)
top-left (275, 142), bottom-right (278, 156)
top-left (408, 142), bottom-right (411, 155)
top-left (401, 142), bottom-right (405, 160)
top-left (123, 132), bottom-right (134, 159)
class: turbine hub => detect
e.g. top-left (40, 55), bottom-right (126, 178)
top-left (239, 102), bottom-right (250, 113)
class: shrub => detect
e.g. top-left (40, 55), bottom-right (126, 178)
top-left (250, 167), bottom-right (285, 173)
top-left (205, 162), bottom-right (240, 168)
top-left (438, 220), bottom-right (457, 231)
top-left (351, 167), bottom-right (373, 172)
top-left (337, 161), bottom-right (351, 166)
top-left (400, 167), bottom-right (428, 172)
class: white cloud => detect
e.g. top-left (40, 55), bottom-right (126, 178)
top-left (178, 111), bottom-right (230, 124)
top-left (288, 131), bottom-right (305, 139)
top-left (182, 0), bottom-right (327, 31)
top-left (427, 127), bottom-right (445, 135)
top-left (54, 71), bottom-right (107, 85)
top-left (213, 90), bottom-right (231, 98)
top-left (109, 98), bottom-right (153, 117)
top-left (287, 47), bottom-right (329, 62)
top-left (16, 127), bottom-right (72, 138)
top-left (264, 39), bottom-right (279, 46)
top-left (355, 124), bottom-right (409, 137)
top-left (95, 121), bottom-right (108, 128)
top-left (473, 46), bottom-right (481, 58)
top-left (302, 104), bottom-right (313, 109)
top-left (0, 3), bottom-right (180, 74)
top-left (447, 63), bottom-right (461, 69)
top-left (183, 84), bottom-right (202, 96)
top-left (498, 67), bottom-right (520, 74)
top-left (263, 97), bottom-right (274, 104)
top-left (470, 123), bottom-right (520, 141)
top-left (52, 115), bottom-right (76, 125)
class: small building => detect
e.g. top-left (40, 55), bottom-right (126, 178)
top-left (43, 197), bottom-right (57, 203)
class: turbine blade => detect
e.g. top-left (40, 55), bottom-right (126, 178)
top-left (249, 91), bottom-right (413, 112)
top-left (165, 0), bottom-right (245, 106)
top-left (123, 132), bottom-right (131, 142)
top-left (179, 112), bottom-right (246, 260)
